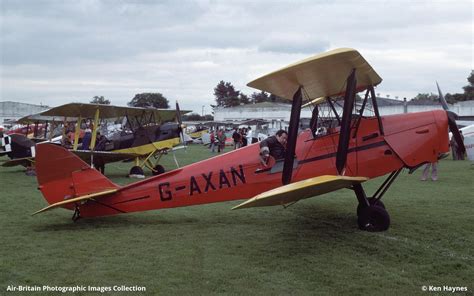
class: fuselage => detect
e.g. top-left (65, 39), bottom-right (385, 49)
top-left (77, 110), bottom-right (450, 217)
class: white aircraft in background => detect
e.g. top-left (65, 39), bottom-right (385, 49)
top-left (437, 82), bottom-right (473, 162)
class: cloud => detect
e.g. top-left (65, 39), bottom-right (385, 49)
top-left (0, 0), bottom-right (472, 114)
top-left (258, 34), bottom-right (329, 54)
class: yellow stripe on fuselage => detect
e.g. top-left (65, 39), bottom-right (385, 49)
top-left (114, 137), bottom-right (181, 155)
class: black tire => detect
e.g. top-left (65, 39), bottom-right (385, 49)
top-left (357, 198), bottom-right (385, 216)
top-left (357, 205), bottom-right (390, 232)
top-left (129, 166), bottom-right (145, 178)
top-left (152, 164), bottom-right (165, 176)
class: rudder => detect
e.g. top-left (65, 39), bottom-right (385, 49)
top-left (36, 143), bottom-right (119, 209)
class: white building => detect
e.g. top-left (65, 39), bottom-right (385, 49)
top-left (214, 102), bottom-right (298, 122)
top-left (0, 101), bottom-right (50, 126)
top-left (214, 99), bottom-right (474, 123)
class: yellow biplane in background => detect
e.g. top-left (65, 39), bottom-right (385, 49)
top-left (1, 102), bottom-right (190, 178)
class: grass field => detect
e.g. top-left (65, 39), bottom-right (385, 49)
top-left (1, 145), bottom-right (473, 295)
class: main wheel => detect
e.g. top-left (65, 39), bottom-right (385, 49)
top-left (129, 166), bottom-right (145, 178)
top-left (152, 164), bottom-right (165, 176)
top-left (357, 205), bottom-right (390, 232)
top-left (357, 198), bottom-right (385, 216)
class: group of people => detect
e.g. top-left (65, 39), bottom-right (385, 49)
top-left (208, 127), bottom-right (257, 153)
top-left (232, 127), bottom-right (254, 150)
top-left (209, 129), bottom-right (227, 153)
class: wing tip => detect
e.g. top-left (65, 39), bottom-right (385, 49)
top-left (231, 202), bottom-right (249, 211)
top-left (31, 206), bottom-right (52, 216)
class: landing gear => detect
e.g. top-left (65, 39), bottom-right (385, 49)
top-left (352, 169), bottom-right (402, 232)
top-left (129, 166), bottom-right (145, 179)
top-left (72, 206), bottom-right (81, 222)
top-left (357, 205), bottom-right (390, 232)
top-left (356, 197), bottom-right (385, 216)
top-left (152, 164), bottom-right (165, 176)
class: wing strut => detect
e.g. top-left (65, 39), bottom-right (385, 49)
top-left (370, 86), bottom-right (384, 135)
top-left (336, 69), bottom-right (357, 175)
top-left (326, 98), bottom-right (341, 125)
top-left (352, 88), bottom-right (371, 138)
top-left (282, 87), bottom-right (302, 185)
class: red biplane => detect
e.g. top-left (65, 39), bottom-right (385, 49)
top-left (33, 48), bottom-right (465, 231)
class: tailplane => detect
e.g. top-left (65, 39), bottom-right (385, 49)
top-left (36, 143), bottom-right (119, 210)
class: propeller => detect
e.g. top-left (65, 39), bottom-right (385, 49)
top-left (175, 101), bottom-right (186, 145)
top-left (436, 81), bottom-right (449, 111)
top-left (436, 82), bottom-right (466, 155)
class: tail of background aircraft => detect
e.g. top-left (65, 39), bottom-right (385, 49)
top-left (0, 134), bottom-right (10, 155)
top-left (36, 143), bottom-right (119, 210)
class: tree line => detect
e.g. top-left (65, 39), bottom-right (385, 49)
top-left (90, 93), bottom-right (170, 108)
top-left (89, 70), bottom-right (473, 117)
top-left (400, 71), bottom-right (473, 104)
top-left (212, 80), bottom-right (289, 108)
top-left (90, 93), bottom-right (212, 120)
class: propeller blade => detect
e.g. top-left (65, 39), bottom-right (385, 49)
top-left (436, 82), bottom-right (449, 111)
top-left (447, 111), bottom-right (466, 155)
top-left (439, 82), bottom-right (465, 156)
top-left (175, 101), bottom-right (186, 145)
top-left (175, 101), bottom-right (183, 125)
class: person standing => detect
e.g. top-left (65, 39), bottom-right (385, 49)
top-left (232, 128), bottom-right (241, 150)
top-left (217, 129), bottom-right (226, 153)
top-left (93, 132), bottom-right (107, 174)
top-left (240, 128), bottom-right (247, 147)
top-left (421, 162), bottom-right (438, 181)
top-left (209, 130), bottom-right (216, 153)
top-left (246, 127), bottom-right (254, 144)
top-left (80, 128), bottom-right (92, 150)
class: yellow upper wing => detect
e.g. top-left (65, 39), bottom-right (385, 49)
top-left (247, 48), bottom-right (382, 101)
top-left (40, 102), bottom-right (190, 122)
top-left (17, 113), bottom-right (78, 124)
top-left (233, 175), bottom-right (368, 210)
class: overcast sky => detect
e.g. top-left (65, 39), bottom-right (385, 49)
top-left (1, 0), bottom-right (472, 114)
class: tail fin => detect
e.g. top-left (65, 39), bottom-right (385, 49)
top-left (36, 143), bottom-right (119, 209)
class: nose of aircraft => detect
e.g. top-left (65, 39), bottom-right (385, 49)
top-left (432, 109), bottom-right (465, 157)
